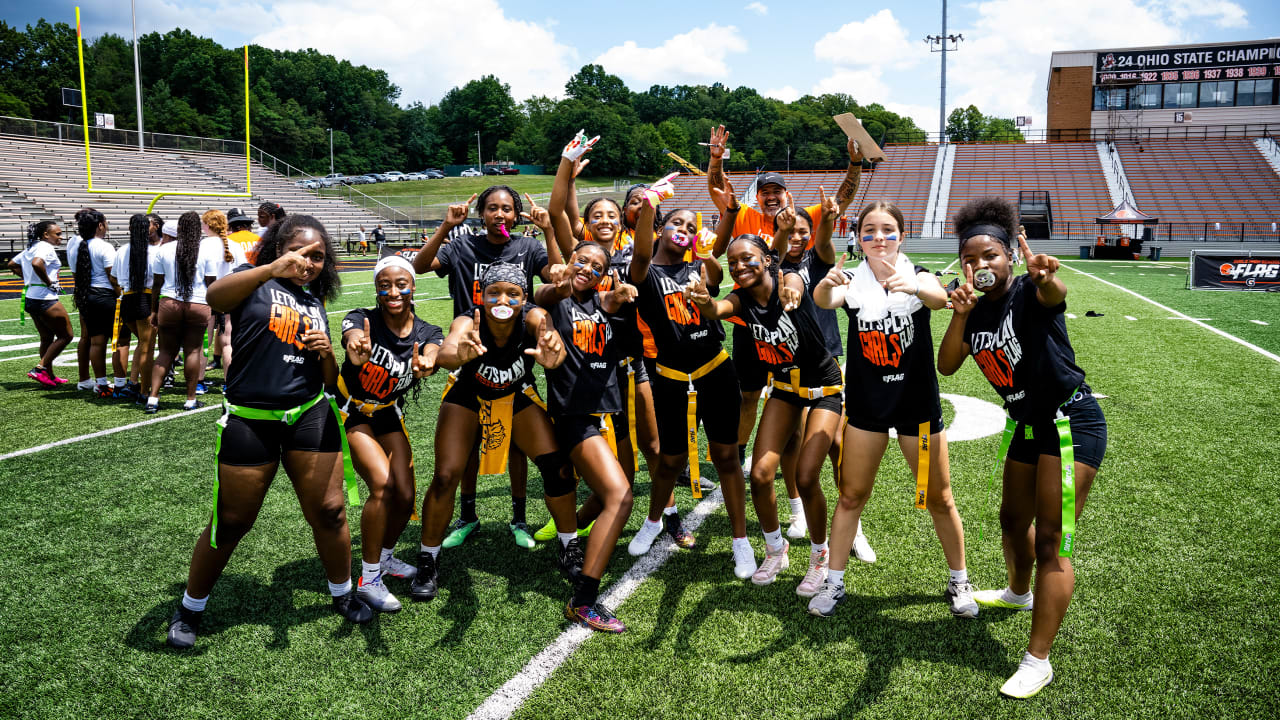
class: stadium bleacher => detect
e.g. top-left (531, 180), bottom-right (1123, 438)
top-left (1117, 138), bottom-right (1280, 223)
top-left (945, 142), bottom-right (1115, 227)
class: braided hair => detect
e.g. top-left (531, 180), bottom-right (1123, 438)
top-left (174, 211), bottom-right (202, 301)
top-left (476, 185), bottom-right (523, 220)
top-left (125, 214), bottom-right (150, 315)
top-left (147, 213), bottom-right (165, 241)
top-left (202, 209), bottom-right (233, 262)
top-left (253, 214), bottom-right (341, 303)
top-left (73, 209), bottom-right (105, 310)
top-left (26, 220), bottom-right (57, 249)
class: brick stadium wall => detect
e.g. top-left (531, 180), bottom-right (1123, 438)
top-left (1048, 66), bottom-right (1094, 135)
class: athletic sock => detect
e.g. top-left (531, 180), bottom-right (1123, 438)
top-left (572, 575), bottom-right (601, 608)
top-left (361, 561), bottom-right (381, 584)
top-left (114, 377), bottom-right (127, 388)
top-left (183, 399), bottom-right (198, 409)
top-left (146, 396), bottom-right (159, 407)
top-left (420, 544), bottom-right (441, 558)
top-left (379, 547), bottom-right (395, 564)
top-left (737, 444), bottom-right (747, 464)
top-left (327, 579), bottom-right (352, 598)
top-left (949, 568), bottom-right (969, 584)
top-left (828, 569), bottom-right (846, 588)
top-left (662, 504), bottom-right (679, 516)
top-left (1021, 651), bottom-right (1051, 670)
top-left (811, 540), bottom-right (828, 554)
top-left (763, 527), bottom-right (784, 552)
top-left (460, 493), bottom-right (478, 523)
top-left (558, 532), bottom-right (577, 548)
top-left (181, 591), bottom-right (208, 612)
top-left (1005, 587), bottom-right (1033, 604)
top-left (511, 496), bottom-right (527, 525)
top-left (95, 377), bottom-right (108, 387)
top-left (789, 497), bottom-right (804, 519)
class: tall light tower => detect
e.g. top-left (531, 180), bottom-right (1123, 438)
top-left (924, 0), bottom-right (963, 143)
top-left (131, 0), bottom-right (144, 151)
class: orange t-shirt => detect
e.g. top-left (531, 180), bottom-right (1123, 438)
top-left (732, 204), bottom-right (822, 242)
top-left (229, 229), bottom-right (260, 264)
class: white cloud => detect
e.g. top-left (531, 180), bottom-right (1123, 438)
top-left (249, 0), bottom-right (577, 104)
top-left (762, 85), bottom-right (801, 102)
top-left (814, 9), bottom-right (925, 71)
top-left (745, 2), bottom-right (768, 15)
top-left (1165, 0), bottom-right (1248, 28)
top-left (593, 24), bottom-right (748, 88)
top-left (811, 68), bottom-right (890, 102)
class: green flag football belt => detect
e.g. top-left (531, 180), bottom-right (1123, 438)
top-left (18, 283), bottom-right (48, 325)
top-left (209, 391), bottom-right (359, 548)
top-left (982, 389), bottom-right (1081, 558)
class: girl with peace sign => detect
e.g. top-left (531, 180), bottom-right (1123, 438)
top-left (336, 255), bottom-right (444, 613)
top-left (812, 200), bottom-right (974, 621)
top-left (938, 197), bottom-right (1106, 699)
top-left (410, 264), bottom-right (580, 609)
top-left (167, 215), bottom-right (371, 648)
top-left (412, 186), bottom-right (562, 549)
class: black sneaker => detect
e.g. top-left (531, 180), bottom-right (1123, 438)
top-left (409, 551), bottom-right (439, 601)
top-left (332, 590), bottom-right (374, 623)
top-left (163, 371), bottom-right (175, 388)
top-left (207, 357), bottom-right (221, 371)
top-left (663, 512), bottom-right (696, 549)
top-left (166, 605), bottom-right (203, 648)
top-left (557, 537), bottom-right (584, 582)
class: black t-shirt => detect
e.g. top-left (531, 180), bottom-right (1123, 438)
top-left (842, 267), bottom-right (941, 425)
top-left (545, 293), bottom-right (621, 416)
top-left (225, 266), bottom-right (330, 409)
top-left (453, 309), bottom-right (538, 401)
top-left (372, 227), bottom-right (385, 242)
top-left (963, 274), bottom-right (1086, 422)
top-left (781, 249), bottom-right (842, 357)
top-left (634, 261), bottom-right (725, 372)
top-left (595, 247), bottom-right (643, 360)
top-left (339, 307), bottom-right (444, 405)
top-left (730, 276), bottom-right (834, 387)
top-left (436, 233), bottom-right (548, 317)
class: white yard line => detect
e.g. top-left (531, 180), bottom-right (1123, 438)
top-left (0, 405), bottom-right (220, 462)
top-left (467, 488), bottom-right (727, 720)
top-left (1251, 320), bottom-right (1270, 326)
top-left (1124, 315), bottom-right (1137, 321)
top-left (942, 257), bottom-right (959, 273)
top-left (1062, 263), bottom-right (1280, 364)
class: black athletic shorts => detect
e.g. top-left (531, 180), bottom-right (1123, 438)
top-left (441, 380), bottom-right (542, 416)
top-left (80, 287), bottom-right (117, 338)
top-left (120, 293), bottom-right (152, 325)
top-left (24, 297), bottom-right (57, 315)
top-left (342, 403), bottom-right (404, 436)
top-left (218, 400), bottom-right (342, 466)
top-left (1007, 391), bottom-right (1107, 470)
top-left (553, 413), bottom-right (609, 454)
top-left (847, 414), bottom-right (945, 437)
top-left (650, 356), bottom-right (741, 456)
top-left (768, 359), bottom-right (844, 414)
top-left (732, 324), bottom-right (768, 394)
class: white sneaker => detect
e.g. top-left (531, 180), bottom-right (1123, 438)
top-left (628, 519), bottom-right (663, 556)
top-left (999, 654), bottom-right (1053, 698)
top-left (852, 522), bottom-right (877, 563)
top-left (77, 379), bottom-right (96, 391)
top-left (741, 455), bottom-right (752, 479)
top-left (795, 547), bottom-right (828, 598)
top-left (975, 587), bottom-right (1034, 610)
top-left (732, 540), bottom-right (758, 579)
top-left (808, 580), bottom-right (846, 617)
top-left (356, 575), bottom-right (402, 613)
top-left (945, 580), bottom-right (979, 618)
top-left (751, 540), bottom-right (790, 585)
top-left (381, 555), bottom-right (417, 579)
top-left (786, 513), bottom-right (808, 539)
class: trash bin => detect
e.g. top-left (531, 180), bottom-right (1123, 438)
top-left (1148, 246), bottom-right (1162, 261)
top-left (1079, 245), bottom-right (1091, 259)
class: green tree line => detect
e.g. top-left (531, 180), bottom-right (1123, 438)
top-left (0, 19), bottom-right (930, 176)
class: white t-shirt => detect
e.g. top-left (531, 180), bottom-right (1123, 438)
top-left (152, 242), bottom-right (210, 304)
top-left (67, 236), bottom-right (115, 290)
top-left (22, 241), bottom-right (61, 301)
top-left (197, 235), bottom-right (248, 282)
top-left (111, 243), bottom-right (158, 293)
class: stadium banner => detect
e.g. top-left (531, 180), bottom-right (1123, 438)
top-left (379, 244), bottom-right (419, 263)
top-left (1096, 40), bottom-right (1280, 83)
top-left (1188, 250), bottom-right (1280, 291)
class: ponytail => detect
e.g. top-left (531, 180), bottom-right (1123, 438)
top-left (127, 214), bottom-right (150, 297)
top-left (175, 211), bottom-right (202, 300)
top-left (73, 209), bottom-right (105, 309)
top-left (202, 209), bottom-right (232, 262)
top-left (26, 220), bottom-right (56, 249)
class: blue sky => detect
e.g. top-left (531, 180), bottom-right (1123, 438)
top-left (5, 0), bottom-right (1279, 133)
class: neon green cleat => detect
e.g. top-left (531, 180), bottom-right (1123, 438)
top-left (510, 522), bottom-right (536, 549)
top-left (441, 519), bottom-right (479, 549)
top-left (576, 520), bottom-right (595, 538)
top-left (974, 587), bottom-right (1033, 611)
top-left (532, 518), bottom-right (558, 542)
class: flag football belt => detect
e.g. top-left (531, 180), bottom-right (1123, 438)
top-left (654, 349), bottom-right (729, 499)
top-left (334, 375), bottom-right (420, 521)
top-left (770, 367), bottom-right (842, 401)
top-left (210, 391), bottom-right (359, 548)
top-left (621, 356), bottom-right (638, 473)
top-left (111, 288), bottom-right (152, 350)
top-left (982, 388), bottom-right (1080, 557)
top-left (442, 369), bottom-right (546, 477)
top-left (19, 282), bottom-right (54, 325)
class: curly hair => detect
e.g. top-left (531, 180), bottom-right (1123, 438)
top-left (253, 214), bottom-right (341, 303)
top-left (174, 211), bottom-right (203, 301)
top-left (476, 185), bottom-right (523, 220)
top-left (202, 209), bottom-right (233, 262)
top-left (952, 196), bottom-right (1016, 254)
top-left (73, 209), bottom-right (106, 310)
top-left (26, 220), bottom-right (57, 249)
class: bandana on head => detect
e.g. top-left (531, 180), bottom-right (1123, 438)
top-left (373, 255), bottom-right (415, 281)
top-left (480, 262), bottom-right (528, 296)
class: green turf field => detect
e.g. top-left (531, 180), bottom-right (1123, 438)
top-left (0, 253), bottom-right (1277, 719)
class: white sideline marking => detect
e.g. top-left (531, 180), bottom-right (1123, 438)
top-left (1125, 315), bottom-right (1137, 321)
top-left (1252, 320), bottom-right (1269, 326)
top-left (0, 341), bottom-right (43, 352)
top-left (1167, 317), bottom-right (1211, 321)
top-left (467, 488), bottom-right (727, 720)
top-left (0, 405), bottom-right (220, 462)
top-left (942, 258), bottom-right (959, 273)
top-left (0, 353), bottom-right (37, 363)
top-left (1062, 263), bottom-right (1280, 364)
top-left (1066, 313), bottom-right (1077, 319)
top-left (0, 334), bottom-right (35, 341)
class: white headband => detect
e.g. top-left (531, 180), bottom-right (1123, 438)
top-left (373, 255), bottom-right (415, 280)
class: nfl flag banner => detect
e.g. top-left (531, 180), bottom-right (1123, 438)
top-left (1189, 250), bottom-right (1280, 291)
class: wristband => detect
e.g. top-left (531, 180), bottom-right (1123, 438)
top-left (725, 204), bottom-right (741, 214)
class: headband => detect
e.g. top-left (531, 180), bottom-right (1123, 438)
top-left (959, 223), bottom-right (1010, 243)
top-left (479, 262), bottom-right (528, 295)
top-left (373, 255), bottom-right (415, 280)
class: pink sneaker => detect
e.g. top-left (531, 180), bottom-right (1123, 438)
top-left (28, 367), bottom-right (58, 387)
top-left (750, 539), bottom-right (790, 585)
top-left (795, 547), bottom-right (828, 598)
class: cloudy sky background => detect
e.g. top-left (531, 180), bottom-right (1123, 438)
top-left (7, 0), bottom-right (1279, 134)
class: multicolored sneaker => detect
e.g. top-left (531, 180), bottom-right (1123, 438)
top-left (564, 601), bottom-right (625, 633)
top-left (808, 580), bottom-right (846, 617)
top-left (974, 587), bottom-right (1033, 611)
top-left (95, 384), bottom-right (116, 399)
top-left (795, 547), bottom-right (828, 598)
top-left (662, 512), bottom-right (695, 549)
top-left (194, 381), bottom-right (209, 395)
top-left (510, 522), bottom-right (536, 549)
top-left (576, 520), bottom-right (594, 538)
top-left (751, 539), bottom-right (790, 586)
top-left (441, 519), bottom-right (479, 549)
top-left (533, 518), bottom-right (558, 542)
top-left (356, 574), bottom-right (402, 613)
top-left (380, 555), bottom-right (417, 580)
top-left (946, 580), bottom-right (979, 618)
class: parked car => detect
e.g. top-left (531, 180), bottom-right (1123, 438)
top-left (357, 174), bottom-right (380, 185)
top-left (383, 171), bottom-right (406, 181)
top-left (403, 172), bottom-right (426, 181)
top-left (460, 168), bottom-right (482, 177)
top-left (499, 167), bottom-right (520, 175)
top-left (320, 173), bottom-right (345, 187)
top-left (482, 167), bottom-right (502, 176)
top-left (295, 178), bottom-right (320, 190)
top-left (423, 170), bottom-right (445, 179)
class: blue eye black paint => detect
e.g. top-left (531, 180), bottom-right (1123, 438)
top-left (377, 288), bottom-right (412, 296)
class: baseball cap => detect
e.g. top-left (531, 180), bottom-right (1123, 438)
top-left (757, 172), bottom-right (786, 190)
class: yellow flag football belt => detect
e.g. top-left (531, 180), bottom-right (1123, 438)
top-left (654, 349), bottom-right (729, 499)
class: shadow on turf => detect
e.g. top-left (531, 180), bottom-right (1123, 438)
top-left (125, 558), bottom-right (391, 656)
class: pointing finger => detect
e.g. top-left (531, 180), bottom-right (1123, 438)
top-left (412, 341), bottom-right (419, 359)
top-left (466, 193), bottom-right (479, 207)
top-left (525, 193), bottom-right (536, 208)
top-left (837, 252), bottom-right (848, 269)
top-left (964, 263), bottom-right (975, 287)
top-left (1018, 234), bottom-right (1034, 261)
top-left (363, 317), bottom-right (370, 336)
top-left (786, 191), bottom-right (794, 210)
top-left (473, 307), bottom-right (482, 326)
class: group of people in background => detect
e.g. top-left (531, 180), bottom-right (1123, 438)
top-left (9, 124), bottom-right (1106, 700)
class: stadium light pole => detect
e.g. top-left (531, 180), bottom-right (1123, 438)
top-left (131, 0), bottom-right (144, 152)
top-left (476, 130), bottom-right (482, 170)
top-left (328, 128), bottom-right (334, 175)
top-left (925, 0), bottom-right (963, 143)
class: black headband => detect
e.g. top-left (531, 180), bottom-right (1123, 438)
top-left (479, 262), bottom-right (528, 295)
top-left (959, 223), bottom-right (1010, 243)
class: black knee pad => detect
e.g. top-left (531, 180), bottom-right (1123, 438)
top-left (536, 451), bottom-right (575, 497)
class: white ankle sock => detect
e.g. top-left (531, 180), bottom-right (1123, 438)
top-left (1021, 651), bottom-right (1050, 669)
top-left (558, 531), bottom-right (577, 547)
top-left (183, 399), bottom-right (198, 409)
top-left (662, 504), bottom-right (678, 516)
top-left (828, 569), bottom-right (846, 587)
top-left (762, 527), bottom-right (783, 551)
top-left (147, 396), bottom-right (159, 405)
top-left (327, 579), bottom-right (352, 597)
top-left (114, 377), bottom-right (127, 388)
top-left (420, 544), bottom-right (440, 558)
top-left (789, 497), bottom-right (804, 519)
top-left (361, 561), bottom-right (381, 584)
top-left (181, 591), bottom-right (208, 612)
top-left (949, 568), bottom-right (969, 584)
top-left (811, 540), bottom-right (828, 554)
top-left (642, 517), bottom-right (662, 531)
top-left (379, 547), bottom-right (395, 563)
top-left (731, 536), bottom-right (752, 552)
top-left (95, 377), bottom-right (108, 386)
top-left (1006, 587), bottom-right (1033, 604)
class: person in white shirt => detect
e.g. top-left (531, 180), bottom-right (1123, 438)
top-left (146, 212), bottom-right (218, 413)
top-left (201, 210), bottom-right (248, 390)
top-left (109, 213), bottom-right (162, 400)
top-left (6, 220), bottom-right (73, 386)
top-left (69, 208), bottom-right (118, 396)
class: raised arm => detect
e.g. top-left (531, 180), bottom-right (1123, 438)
top-left (812, 186), bottom-right (838, 264)
top-left (521, 192), bottom-right (562, 271)
top-left (549, 158), bottom-right (580, 259)
top-left (629, 195), bottom-right (658, 285)
top-left (937, 265), bottom-right (976, 376)
top-left (710, 176), bottom-right (740, 258)
top-left (706, 124), bottom-right (731, 211)
top-left (1020, 234), bottom-right (1066, 307)
top-left (770, 192), bottom-right (797, 257)
top-left (834, 138), bottom-right (865, 216)
top-left (813, 253), bottom-right (850, 310)
top-left (414, 193), bottom-right (476, 275)
top-left (206, 240), bottom-right (322, 313)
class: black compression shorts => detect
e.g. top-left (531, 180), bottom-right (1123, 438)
top-left (218, 400), bottom-right (342, 466)
top-left (650, 357), bottom-right (741, 456)
top-left (1007, 392), bottom-right (1107, 470)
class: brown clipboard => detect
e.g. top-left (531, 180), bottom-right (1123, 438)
top-left (833, 113), bottom-right (886, 161)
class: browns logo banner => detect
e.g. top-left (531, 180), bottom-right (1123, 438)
top-left (1189, 251), bottom-right (1280, 291)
